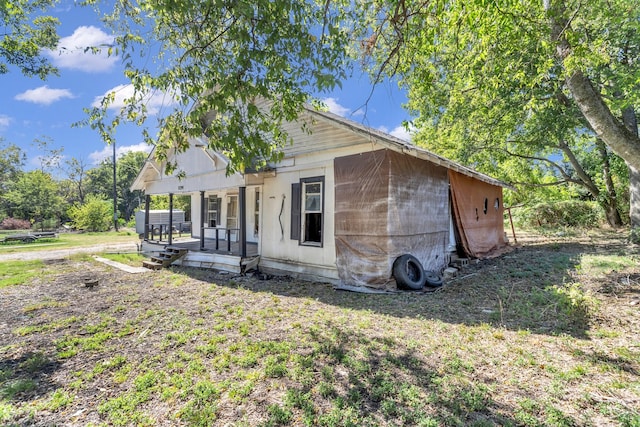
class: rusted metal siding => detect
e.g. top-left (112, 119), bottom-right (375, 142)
top-left (449, 170), bottom-right (507, 257)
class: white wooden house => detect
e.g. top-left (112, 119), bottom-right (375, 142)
top-left (131, 105), bottom-right (510, 290)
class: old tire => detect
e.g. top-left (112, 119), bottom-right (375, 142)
top-left (393, 254), bottom-right (425, 290)
top-left (424, 271), bottom-right (443, 288)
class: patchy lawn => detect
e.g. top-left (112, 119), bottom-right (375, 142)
top-left (0, 229), bottom-right (638, 426)
top-left (0, 230), bottom-right (139, 256)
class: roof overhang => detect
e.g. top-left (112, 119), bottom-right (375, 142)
top-left (304, 106), bottom-right (515, 190)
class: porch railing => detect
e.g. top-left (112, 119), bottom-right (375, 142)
top-left (146, 222), bottom-right (192, 242)
top-left (202, 227), bottom-right (240, 252)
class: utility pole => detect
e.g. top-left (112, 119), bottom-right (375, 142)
top-left (112, 140), bottom-right (118, 231)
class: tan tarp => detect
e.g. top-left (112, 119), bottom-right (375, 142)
top-left (334, 149), bottom-right (450, 289)
top-left (448, 170), bottom-right (507, 258)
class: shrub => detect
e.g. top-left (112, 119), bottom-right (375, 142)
top-left (68, 196), bottom-right (113, 232)
top-left (0, 218), bottom-right (31, 230)
top-left (514, 201), bottom-right (603, 228)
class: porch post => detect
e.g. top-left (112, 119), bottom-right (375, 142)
top-left (239, 186), bottom-right (247, 258)
top-left (168, 193), bottom-right (174, 245)
top-left (144, 194), bottom-right (151, 241)
top-left (200, 191), bottom-right (206, 251)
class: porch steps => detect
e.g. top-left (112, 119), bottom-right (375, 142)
top-left (143, 246), bottom-right (189, 270)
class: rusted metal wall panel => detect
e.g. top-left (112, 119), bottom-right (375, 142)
top-left (449, 170), bottom-right (507, 257)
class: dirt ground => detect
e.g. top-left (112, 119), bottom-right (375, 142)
top-left (1, 229), bottom-right (639, 426)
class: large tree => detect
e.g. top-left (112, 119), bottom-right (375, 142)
top-left (0, 139), bottom-right (26, 218)
top-left (63, 157), bottom-right (91, 206)
top-left (85, 0), bottom-right (355, 176)
top-left (3, 169), bottom-right (63, 226)
top-left (361, 0), bottom-right (640, 225)
top-left (1, 0), bottom-right (60, 78)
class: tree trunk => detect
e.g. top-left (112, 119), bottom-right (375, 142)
top-left (629, 165), bottom-right (640, 228)
top-left (564, 71), bottom-right (640, 171)
top-left (595, 140), bottom-right (623, 227)
top-left (622, 107), bottom-right (640, 227)
top-left (546, 1), bottom-right (640, 226)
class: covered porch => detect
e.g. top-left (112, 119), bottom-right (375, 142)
top-left (131, 142), bottom-right (275, 274)
top-left (139, 184), bottom-right (262, 273)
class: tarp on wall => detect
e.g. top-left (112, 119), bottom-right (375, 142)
top-left (448, 170), bottom-right (507, 257)
top-left (334, 149), bottom-right (450, 289)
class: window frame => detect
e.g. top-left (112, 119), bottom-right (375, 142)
top-left (206, 196), bottom-right (221, 227)
top-left (291, 176), bottom-right (325, 247)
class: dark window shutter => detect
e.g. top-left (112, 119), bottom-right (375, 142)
top-left (291, 183), bottom-right (301, 240)
top-left (216, 197), bottom-right (222, 226)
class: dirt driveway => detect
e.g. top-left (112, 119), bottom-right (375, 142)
top-left (0, 242), bottom-right (139, 262)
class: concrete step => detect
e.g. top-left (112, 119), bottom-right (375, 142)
top-left (142, 260), bottom-right (163, 270)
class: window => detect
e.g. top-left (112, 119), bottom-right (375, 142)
top-left (227, 195), bottom-right (238, 241)
top-left (291, 176), bottom-right (324, 246)
top-left (303, 181), bottom-right (322, 244)
top-left (227, 195), bottom-right (238, 229)
top-left (207, 196), bottom-right (221, 227)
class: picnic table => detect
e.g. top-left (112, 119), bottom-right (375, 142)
top-left (0, 232), bottom-right (57, 244)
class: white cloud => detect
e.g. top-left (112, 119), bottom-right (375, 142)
top-left (0, 115), bottom-right (11, 129)
top-left (15, 86), bottom-right (74, 105)
top-left (321, 97), bottom-right (351, 117)
top-left (46, 26), bottom-right (118, 73)
top-left (378, 124), bottom-right (413, 142)
top-left (351, 107), bottom-right (365, 117)
top-left (389, 125), bottom-right (412, 141)
top-left (89, 142), bottom-right (152, 165)
top-left (92, 84), bottom-right (178, 116)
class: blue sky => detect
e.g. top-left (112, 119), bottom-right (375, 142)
top-left (1, 1), bottom-right (412, 172)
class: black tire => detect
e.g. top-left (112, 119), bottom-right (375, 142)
top-left (424, 271), bottom-right (443, 288)
top-left (393, 254), bottom-right (425, 290)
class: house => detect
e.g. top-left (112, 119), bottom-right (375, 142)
top-left (131, 105), bottom-right (510, 290)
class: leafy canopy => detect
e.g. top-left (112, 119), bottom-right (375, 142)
top-left (3, 169), bottom-right (63, 222)
top-left (84, 0), bottom-right (357, 175)
top-left (0, 0), bottom-right (60, 78)
top-left (357, 0), bottom-right (639, 210)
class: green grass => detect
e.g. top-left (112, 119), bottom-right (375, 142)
top-left (13, 315), bottom-right (83, 336)
top-left (0, 229), bottom-right (639, 426)
top-left (0, 260), bottom-right (45, 288)
top-left (0, 230), bottom-right (139, 254)
top-left (579, 253), bottom-right (638, 275)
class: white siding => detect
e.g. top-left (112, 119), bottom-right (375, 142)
top-left (142, 143), bottom-right (245, 195)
